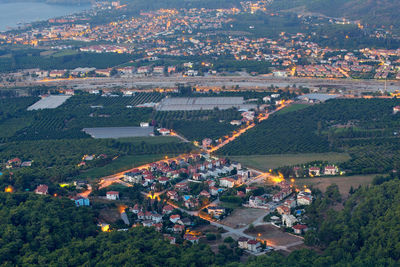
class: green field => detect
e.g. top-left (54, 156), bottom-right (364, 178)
top-left (79, 154), bottom-right (177, 179)
top-left (0, 117), bottom-right (32, 138)
top-left (274, 104), bottom-right (311, 115)
top-left (229, 152), bottom-right (351, 171)
top-left (52, 49), bottom-right (79, 57)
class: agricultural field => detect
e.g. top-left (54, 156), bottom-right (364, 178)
top-left (219, 98), bottom-right (400, 175)
top-left (220, 208), bottom-right (266, 229)
top-left (90, 92), bottom-right (163, 106)
top-left (229, 153), bottom-right (351, 172)
top-left (78, 154), bottom-right (177, 179)
top-left (274, 103), bottom-right (310, 115)
top-left (0, 94), bottom-right (194, 190)
top-left (154, 108), bottom-right (242, 141)
top-left (3, 94), bottom-right (163, 141)
top-left (295, 174), bottom-right (376, 197)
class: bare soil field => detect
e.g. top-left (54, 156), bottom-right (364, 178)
top-left (245, 225), bottom-right (303, 249)
top-left (221, 207), bottom-right (267, 229)
top-left (295, 174), bottom-right (376, 196)
top-left (98, 207), bottom-right (120, 223)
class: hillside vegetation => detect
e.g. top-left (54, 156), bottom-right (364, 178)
top-left (3, 176), bottom-right (400, 265)
top-left (271, 0), bottom-right (400, 30)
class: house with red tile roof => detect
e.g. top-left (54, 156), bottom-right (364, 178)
top-left (34, 184), bottom-right (48, 195)
top-left (162, 205), bottom-right (175, 214)
top-left (293, 224), bottom-right (308, 234)
top-left (173, 224), bottom-right (185, 233)
top-left (170, 214), bottom-right (180, 223)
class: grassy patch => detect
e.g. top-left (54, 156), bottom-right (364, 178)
top-left (220, 201), bottom-right (242, 209)
top-left (52, 49), bottom-right (79, 57)
top-left (295, 174), bottom-right (376, 196)
top-left (275, 104), bottom-right (310, 115)
top-left (229, 153), bottom-right (351, 171)
top-left (79, 154), bottom-right (176, 179)
top-left (0, 117), bottom-right (32, 138)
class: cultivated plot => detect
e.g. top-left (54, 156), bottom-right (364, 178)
top-left (229, 153), bottom-right (351, 172)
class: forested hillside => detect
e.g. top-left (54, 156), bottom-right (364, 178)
top-left (0, 193), bottom-right (216, 266)
top-left (3, 177), bottom-right (400, 266)
top-left (271, 0), bottom-right (400, 31)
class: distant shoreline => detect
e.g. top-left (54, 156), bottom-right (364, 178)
top-left (0, 2), bottom-right (91, 32)
top-left (0, 0), bottom-right (91, 5)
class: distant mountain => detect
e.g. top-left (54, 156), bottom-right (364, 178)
top-left (272, 0), bottom-right (400, 29)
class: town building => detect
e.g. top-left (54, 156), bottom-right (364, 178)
top-left (309, 167), bottom-right (321, 176)
top-left (71, 196), bottom-right (90, 207)
top-left (106, 191), bottom-right (120, 200)
top-left (324, 166), bottom-right (338, 175)
top-left (34, 184), bottom-right (48, 195)
top-left (282, 214), bottom-right (297, 227)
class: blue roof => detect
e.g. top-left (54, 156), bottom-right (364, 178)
top-left (0, 172), bottom-right (2, 176)
top-left (183, 195), bottom-right (191, 201)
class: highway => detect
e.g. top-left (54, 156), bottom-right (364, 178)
top-left (23, 75), bottom-right (400, 93)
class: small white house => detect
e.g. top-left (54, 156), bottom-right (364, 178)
top-left (324, 166), bottom-right (338, 175)
top-left (106, 191), bottom-right (120, 200)
top-left (247, 240), bottom-right (262, 253)
top-left (308, 167), bottom-right (320, 176)
top-left (219, 178), bottom-right (235, 188)
top-left (282, 214), bottom-right (297, 227)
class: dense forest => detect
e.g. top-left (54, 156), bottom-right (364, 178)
top-left (219, 98), bottom-right (400, 174)
top-left (0, 193), bottom-right (222, 266)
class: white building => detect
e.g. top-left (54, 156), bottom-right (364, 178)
top-left (106, 191), bottom-right (120, 200)
top-left (324, 165), bottom-right (338, 175)
top-left (219, 178), bottom-right (236, 188)
top-left (282, 214), bottom-right (297, 227)
top-left (297, 195), bottom-right (312, 205)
